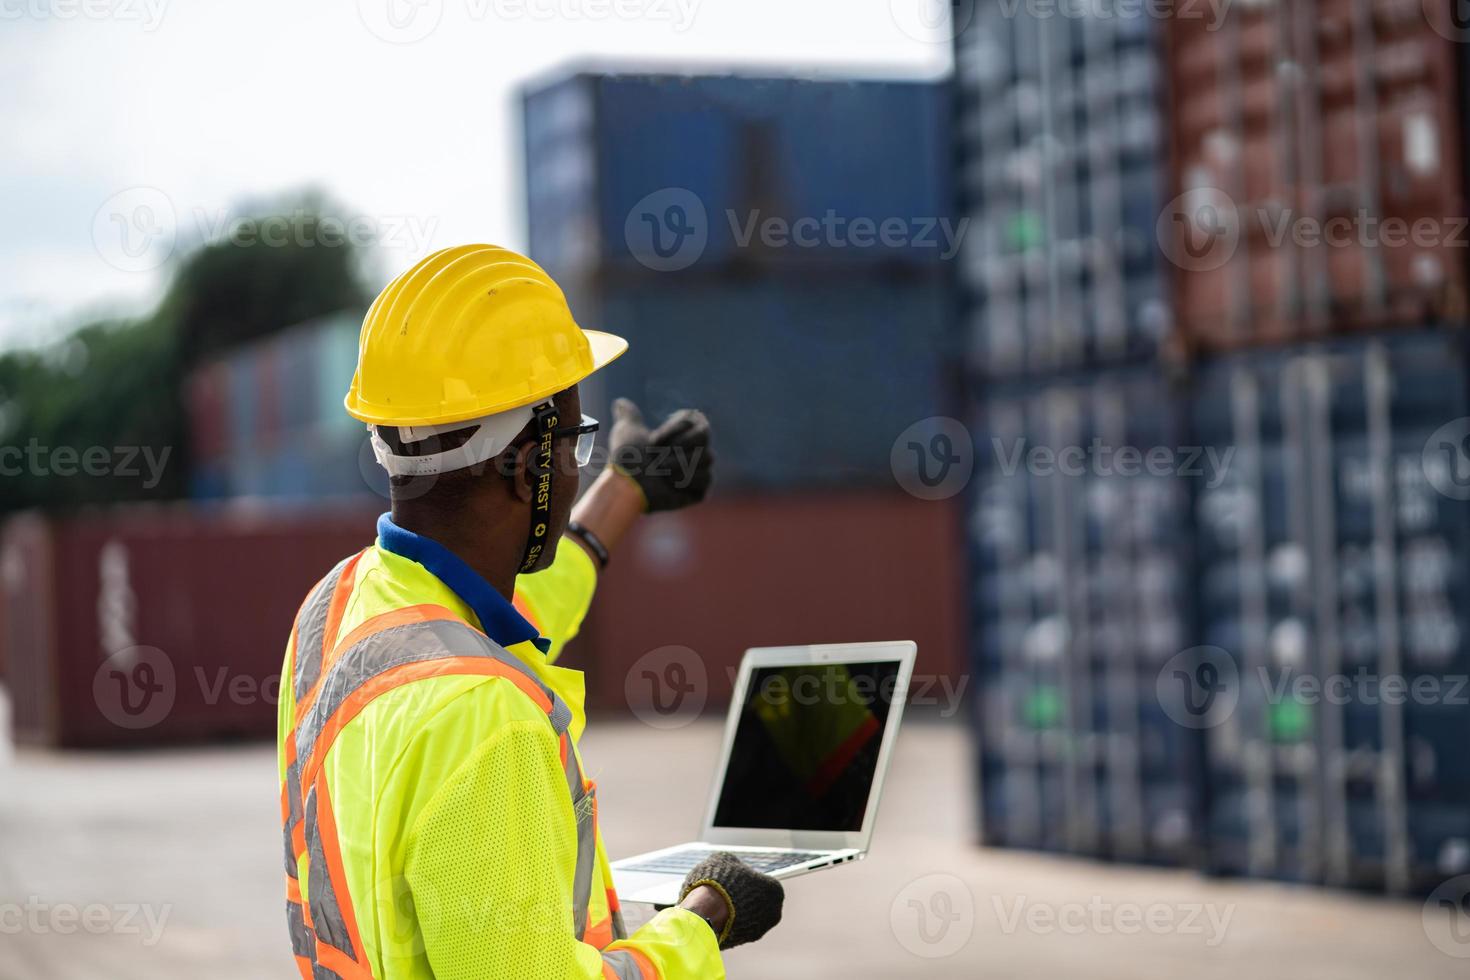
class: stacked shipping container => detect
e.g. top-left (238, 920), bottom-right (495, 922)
top-left (521, 71), bottom-right (967, 699)
top-left (524, 71), bottom-right (956, 488)
top-left (1192, 333), bottom-right (1470, 891)
top-left (955, 0), bottom-right (1173, 375)
top-left (186, 311), bottom-right (378, 501)
top-left (958, 0), bottom-right (1470, 894)
top-left (1167, 0), bottom-right (1468, 349)
top-left (1165, 0), bottom-right (1470, 894)
top-left (954, 0), bottom-right (1201, 863)
top-left (970, 372), bottom-right (1198, 863)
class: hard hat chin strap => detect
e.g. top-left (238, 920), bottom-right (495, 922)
top-left (517, 401), bottom-right (560, 575)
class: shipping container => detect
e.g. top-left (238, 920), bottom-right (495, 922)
top-left (569, 491), bottom-right (966, 714)
top-left (1167, 0), bottom-right (1469, 351)
top-left (185, 311), bottom-right (369, 502)
top-left (953, 0), bottom-right (1174, 376)
top-left (1191, 332), bottom-right (1470, 892)
top-left (524, 70), bottom-right (952, 281)
top-left (1, 492), bottom-right (963, 747)
top-left (0, 505), bottom-right (379, 748)
top-left (967, 370), bottom-right (1201, 865)
top-left (578, 275), bottom-right (953, 489)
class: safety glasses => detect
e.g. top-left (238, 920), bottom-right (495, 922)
top-left (552, 413), bottom-right (600, 467)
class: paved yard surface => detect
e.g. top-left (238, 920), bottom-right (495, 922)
top-left (0, 718), bottom-right (1462, 979)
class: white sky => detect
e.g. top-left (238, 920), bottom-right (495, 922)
top-left (0, 0), bottom-right (951, 349)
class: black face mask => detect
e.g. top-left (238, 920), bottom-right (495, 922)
top-left (517, 401), bottom-right (560, 575)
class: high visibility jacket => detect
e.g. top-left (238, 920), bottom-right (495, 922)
top-left (277, 515), bottom-right (723, 979)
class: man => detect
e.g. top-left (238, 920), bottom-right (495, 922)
top-left (278, 244), bottom-right (784, 979)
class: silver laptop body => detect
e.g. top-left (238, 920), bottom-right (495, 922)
top-left (611, 640), bottom-right (917, 906)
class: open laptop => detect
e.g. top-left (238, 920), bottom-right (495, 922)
top-left (611, 640), bottom-right (916, 906)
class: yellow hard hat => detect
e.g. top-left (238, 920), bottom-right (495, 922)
top-left (344, 244), bottom-right (627, 426)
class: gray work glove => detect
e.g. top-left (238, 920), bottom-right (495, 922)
top-left (610, 398), bottom-right (714, 512)
top-left (679, 851), bottom-right (784, 949)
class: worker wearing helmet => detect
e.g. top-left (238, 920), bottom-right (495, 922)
top-left (277, 245), bottom-right (784, 979)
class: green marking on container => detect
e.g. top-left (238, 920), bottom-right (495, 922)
top-left (1268, 699), bottom-right (1312, 743)
top-left (1022, 685), bottom-right (1063, 729)
top-left (1005, 212), bottom-right (1045, 253)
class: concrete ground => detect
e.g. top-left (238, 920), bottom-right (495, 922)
top-left (0, 717), bottom-right (1461, 979)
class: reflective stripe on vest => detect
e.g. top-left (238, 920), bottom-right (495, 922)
top-left (601, 947), bottom-right (657, 980)
top-left (282, 571), bottom-right (600, 977)
top-left (282, 554), bottom-right (359, 978)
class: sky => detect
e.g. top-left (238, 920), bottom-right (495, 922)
top-left (0, 0), bottom-right (951, 349)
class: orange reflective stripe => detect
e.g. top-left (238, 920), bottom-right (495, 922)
top-left (302, 655), bottom-right (555, 791)
top-left (317, 941), bottom-right (369, 980)
top-left (318, 550), bottom-right (363, 669)
top-left (312, 769), bottom-right (372, 979)
top-left (585, 913), bottom-right (614, 949)
top-left (285, 876), bottom-right (301, 903)
top-left (325, 602), bottom-right (460, 671)
top-left (293, 550), bottom-right (367, 724)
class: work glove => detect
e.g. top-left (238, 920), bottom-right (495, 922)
top-left (679, 851), bottom-right (785, 949)
top-left (610, 398), bottom-right (714, 512)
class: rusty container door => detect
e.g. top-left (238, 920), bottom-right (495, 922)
top-left (1168, 0), bottom-right (1467, 352)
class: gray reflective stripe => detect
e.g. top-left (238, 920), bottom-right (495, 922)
top-left (286, 899), bottom-right (314, 957)
top-left (601, 949), bottom-right (648, 980)
top-left (284, 557), bottom-right (350, 881)
top-left (312, 965), bottom-right (345, 980)
top-left (295, 617), bottom-right (565, 768)
top-left (570, 780), bottom-right (596, 941)
top-left (284, 755), bottom-right (304, 876)
top-left (610, 908), bottom-right (628, 942)
top-left (293, 557), bottom-right (351, 704)
top-left (303, 788), bottom-right (358, 963)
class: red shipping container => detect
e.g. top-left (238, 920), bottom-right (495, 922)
top-left (0, 504), bottom-right (377, 748)
top-left (1166, 0), bottom-right (1468, 352)
top-left (563, 492), bottom-right (966, 715)
top-left (0, 493), bottom-right (965, 747)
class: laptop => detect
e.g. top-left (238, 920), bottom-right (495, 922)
top-left (611, 640), bottom-right (916, 906)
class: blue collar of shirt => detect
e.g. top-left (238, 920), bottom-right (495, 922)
top-left (376, 513), bottom-right (550, 655)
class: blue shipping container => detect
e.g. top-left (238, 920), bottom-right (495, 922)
top-left (583, 276), bottom-right (951, 489)
top-left (967, 369), bottom-right (1201, 865)
top-left (1191, 332), bottom-right (1470, 893)
top-left (524, 71), bottom-right (952, 278)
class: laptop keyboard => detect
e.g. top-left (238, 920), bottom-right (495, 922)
top-left (621, 847), bottom-right (829, 875)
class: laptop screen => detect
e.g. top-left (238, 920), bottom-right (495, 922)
top-left (711, 660), bottom-right (902, 832)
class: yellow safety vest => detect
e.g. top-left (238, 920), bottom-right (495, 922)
top-left (277, 518), bottom-right (723, 979)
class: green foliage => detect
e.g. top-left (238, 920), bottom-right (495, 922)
top-left (0, 193), bottom-right (373, 513)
